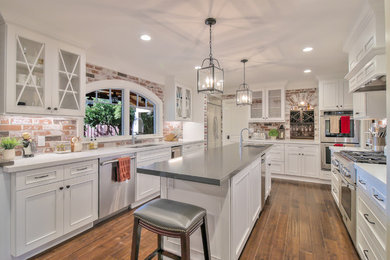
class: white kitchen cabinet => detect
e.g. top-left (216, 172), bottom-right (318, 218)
top-left (135, 148), bottom-right (171, 203)
top-left (265, 153), bottom-right (272, 199)
top-left (14, 182), bottom-right (64, 256)
top-left (353, 91), bottom-right (386, 119)
top-left (0, 23), bottom-right (86, 117)
top-left (268, 144), bottom-right (285, 175)
top-left (285, 145), bottom-right (319, 178)
top-left (63, 174), bottom-right (98, 234)
top-left (11, 160), bottom-right (98, 257)
top-left (319, 80), bottom-right (352, 110)
top-left (164, 76), bottom-right (192, 121)
top-left (231, 158), bottom-right (262, 259)
top-left (249, 162), bottom-right (261, 223)
top-left (250, 86), bottom-right (285, 122)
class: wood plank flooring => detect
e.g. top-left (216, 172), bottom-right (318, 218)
top-left (31, 179), bottom-right (359, 260)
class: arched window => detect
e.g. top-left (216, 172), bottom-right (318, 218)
top-left (84, 80), bottom-right (162, 139)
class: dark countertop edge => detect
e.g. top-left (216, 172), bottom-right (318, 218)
top-left (137, 168), bottom-right (221, 186)
top-left (137, 145), bottom-right (272, 186)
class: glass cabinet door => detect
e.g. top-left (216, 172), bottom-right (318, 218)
top-left (250, 90), bottom-right (264, 119)
top-left (176, 86), bottom-right (183, 118)
top-left (267, 89), bottom-right (282, 119)
top-left (185, 88), bottom-right (191, 119)
top-left (15, 36), bottom-right (46, 109)
top-left (58, 49), bottom-right (81, 111)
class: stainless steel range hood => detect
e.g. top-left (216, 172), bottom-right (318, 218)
top-left (354, 76), bottom-right (386, 92)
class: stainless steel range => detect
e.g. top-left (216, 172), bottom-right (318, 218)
top-left (332, 150), bottom-right (386, 245)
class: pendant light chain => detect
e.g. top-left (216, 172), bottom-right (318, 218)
top-left (243, 62), bottom-right (246, 85)
top-left (209, 24), bottom-right (213, 64)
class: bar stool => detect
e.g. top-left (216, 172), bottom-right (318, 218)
top-left (131, 198), bottom-right (211, 260)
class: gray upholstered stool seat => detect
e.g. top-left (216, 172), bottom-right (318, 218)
top-left (131, 198), bottom-right (211, 260)
top-left (134, 198), bottom-right (206, 232)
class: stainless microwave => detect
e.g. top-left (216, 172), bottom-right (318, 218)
top-left (320, 110), bottom-right (360, 144)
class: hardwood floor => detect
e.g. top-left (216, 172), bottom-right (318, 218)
top-left (31, 179), bottom-right (359, 260)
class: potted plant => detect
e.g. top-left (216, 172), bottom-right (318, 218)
top-left (268, 129), bottom-right (279, 140)
top-left (1, 137), bottom-right (20, 161)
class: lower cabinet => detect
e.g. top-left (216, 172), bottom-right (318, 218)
top-left (231, 157), bottom-right (262, 259)
top-left (285, 145), bottom-right (319, 178)
top-left (136, 148), bottom-right (171, 202)
top-left (12, 160), bottom-right (98, 257)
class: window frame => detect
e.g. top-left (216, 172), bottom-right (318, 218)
top-left (80, 79), bottom-right (163, 141)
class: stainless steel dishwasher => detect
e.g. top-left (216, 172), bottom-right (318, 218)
top-left (261, 154), bottom-right (266, 210)
top-left (98, 153), bottom-right (136, 220)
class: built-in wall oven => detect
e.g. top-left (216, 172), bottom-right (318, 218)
top-left (320, 111), bottom-right (360, 170)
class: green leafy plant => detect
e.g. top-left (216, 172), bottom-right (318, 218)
top-left (85, 102), bottom-right (122, 136)
top-left (0, 137), bottom-right (20, 150)
top-left (268, 129), bottom-right (279, 137)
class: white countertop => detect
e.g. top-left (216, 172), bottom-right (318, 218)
top-left (1, 140), bottom-right (203, 173)
top-left (355, 163), bottom-right (387, 185)
top-left (247, 138), bottom-right (320, 145)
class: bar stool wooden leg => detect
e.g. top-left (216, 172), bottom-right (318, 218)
top-left (131, 217), bottom-right (142, 260)
top-left (201, 216), bottom-right (211, 260)
top-left (180, 233), bottom-right (191, 260)
top-left (157, 234), bottom-right (163, 260)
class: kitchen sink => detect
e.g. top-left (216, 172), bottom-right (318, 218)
top-left (128, 144), bottom-right (163, 148)
top-left (244, 144), bottom-right (268, 148)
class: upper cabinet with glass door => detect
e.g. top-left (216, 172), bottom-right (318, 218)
top-left (0, 23), bottom-right (86, 116)
top-left (164, 76), bottom-right (192, 121)
top-left (250, 87), bottom-right (285, 122)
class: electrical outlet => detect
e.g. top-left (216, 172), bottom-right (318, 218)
top-left (37, 136), bottom-right (45, 147)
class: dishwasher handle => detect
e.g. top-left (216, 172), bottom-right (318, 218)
top-left (100, 156), bottom-right (136, 166)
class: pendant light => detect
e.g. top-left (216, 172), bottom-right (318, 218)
top-left (197, 18), bottom-right (224, 94)
top-left (236, 59), bottom-right (252, 105)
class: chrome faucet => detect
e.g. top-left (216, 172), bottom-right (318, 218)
top-left (132, 117), bottom-right (144, 144)
top-left (240, 128), bottom-right (250, 149)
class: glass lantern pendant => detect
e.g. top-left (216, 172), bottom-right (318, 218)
top-left (236, 59), bottom-right (252, 105)
top-left (197, 18), bottom-right (224, 94)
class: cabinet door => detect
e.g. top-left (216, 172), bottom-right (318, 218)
top-left (249, 162), bottom-right (261, 223)
top-left (7, 26), bottom-right (51, 115)
top-left (184, 88), bottom-right (192, 119)
top-left (340, 81), bottom-right (353, 109)
top-left (53, 45), bottom-right (86, 117)
top-left (265, 154), bottom-right (272, 198)
top-left (175, 85), bottom-right (183, 119)
top-left (136, 156), bottom-right (166, 201)
top-left (320, 80), bottom-right (339, 110)
top-left (266, 88), bottom-right (284, 121)
top-left (353, 93), bottom-right (366, 119)
top-left (285, 149), bottom-right (301, 176)
top-left (63, 174), bottom-right (98, 234)
top-left (301, 148), bottom-right (319, 178)
top-left (14, 182), bottom-right (64, 256)
top-left (231, 168), bottom-right (250, 259)
top-left (250, 90), bottom-right (266, 120)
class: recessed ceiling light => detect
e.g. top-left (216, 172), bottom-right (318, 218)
top-left (140, 34), bottom-right (151, 41)
top-left (302, 47), bottom-right (313, 52)
top-left (195, 66), bottom-right (201, 70)
top-left (304, 69), bottom-right (312, 73)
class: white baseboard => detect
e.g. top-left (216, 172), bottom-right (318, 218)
top-left (272, 174), bottom-right (331, 185)
top-left (131, 192), bottom-right (160, 208)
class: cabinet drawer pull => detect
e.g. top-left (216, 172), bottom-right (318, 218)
top-left (59, 187), bottom-right (64, 190)
top-left (363, 249), bottom-right (369, 259)
top-left (373, 194), bottom-right (384, 202)
top-left (34, 174), bottom-right (49, 179)
top-left (363, 214), bottom-right (375, 225)
top-left (358, 179), bottom-right (366, 185)
top-left (76, 167), bottom-right (88, 171)
top-left (66, 185), bottom-right (70, 189)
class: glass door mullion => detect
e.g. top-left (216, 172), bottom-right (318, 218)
top-left (58, 50), bottom-right (80, 110)
top-left (16, 36), bottom-right (44, 106)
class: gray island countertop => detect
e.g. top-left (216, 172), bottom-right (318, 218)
top-left (137, 143), bottom-right (272, 186)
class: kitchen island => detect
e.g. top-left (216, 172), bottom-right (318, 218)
top-left (138, 143), bottom-right (272, 260)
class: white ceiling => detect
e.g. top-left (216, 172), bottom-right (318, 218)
top-left (0, 0), bottom-right (366, 91)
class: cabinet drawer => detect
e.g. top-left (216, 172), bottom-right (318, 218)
top-left (183, 143), bottom-right (203, 151)
top-left (269, 161), bottom-right (284, 175)
top-left (357, 227), bottom-right (381, 260)
top-left (15, 166), bottom-right (64, 191)
top-left (269, 150), bottom-right (284, 161)
top-left (64, 160), bottom-right (98, 180)
top-left (137, 155), bottom-right (170, 168)
top-left (357, 195), bottom-right (386, 251)
top-left (137, 148), bottom-right (171, 162)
